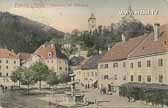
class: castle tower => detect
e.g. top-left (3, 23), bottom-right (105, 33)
top-left (88, 13), bottom-right (96, 32)
top-left (121, 4), bottom-right (135, 23)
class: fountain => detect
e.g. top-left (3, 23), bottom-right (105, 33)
top-left (58, 73), bottom-right (87, 107)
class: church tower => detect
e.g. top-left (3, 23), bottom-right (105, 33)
top-left (88, 13), bottom-right (96, 32)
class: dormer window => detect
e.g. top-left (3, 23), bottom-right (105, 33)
top-left (48, 52), bottom-right (53, 58)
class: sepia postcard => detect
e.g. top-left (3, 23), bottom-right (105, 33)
top-left (0, 0), bottom-right (168, 108)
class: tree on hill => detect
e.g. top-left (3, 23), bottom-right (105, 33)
top-left (0, 12), bottom-right (64, 53)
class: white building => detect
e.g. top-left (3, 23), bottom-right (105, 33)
top-left (23, 43), bottom-right (69, 74)
top-left (98, 23), bottom-right (168, 94)
top-left (74, 55), bottom-right (102, 88)
top-left (0, 48), bottom-right (20, 86)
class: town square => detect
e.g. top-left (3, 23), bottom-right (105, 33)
top-left (1, 0), bottom-right (168, 108)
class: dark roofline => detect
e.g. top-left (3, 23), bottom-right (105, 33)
top-left (121, 82), bottom-right (168, 90)
top-left (81, 54), bottom-right (102, 70)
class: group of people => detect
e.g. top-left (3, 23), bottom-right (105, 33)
top-left (0, 85), bottom-right (14, 92)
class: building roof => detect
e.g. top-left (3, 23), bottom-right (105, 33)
top-left (101, 34), bottom-right (147, 62)
top-left (128, 25), bottom-right (168, 58)
top-left (0, 48), bottom-right (18, 59)
top-left (81, 54), bottom-right (102, 70)
top-left (88, 13), bottom-right (96, 20)
top-left (69, 56), bottom-right (85, 66)
top-left (34, 43), bottom-right (68, 60)
top-left (18, 53), bottom-right (31, 61)
top-left (101, 24), bottom-right (168, 62)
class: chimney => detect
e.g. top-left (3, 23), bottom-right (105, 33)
top-left (121, 34), bottom-right (126, 42)
top-left (107, 45), bottom-right (111, 51)
top-left (154, 23), bottom-right (160, 41)
top-left (42, 44), bottom-right (46, 48)
top-left (98, 50), bottom-right (102, 54)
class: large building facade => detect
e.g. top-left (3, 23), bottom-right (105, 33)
top-left (0, 43), bottom-right (68, 86)
top-left (98, 23), bottom-right (168, 94)
top-left (23, 43), bottom-right (69, 74)
top-left (0, 49), bottom-right (20, 86)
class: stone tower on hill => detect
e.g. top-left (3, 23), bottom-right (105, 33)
top-left (88, 13), bottom-right (96, 32)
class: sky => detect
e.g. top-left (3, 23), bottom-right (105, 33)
top-left (0, 0), bottom-right (168, 32)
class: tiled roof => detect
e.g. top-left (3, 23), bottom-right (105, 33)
top-left (18, 53), bottom-right (31, 61)
top-left (101, 24), bottom-right (168, 62)
top-left (101, 34), bottom-right (147, 62)
top-left (34, 43), bottom-right (68, 60)
top-left (81, 55), bottom-right (102, 70)
top-left (128, 25), bottom-right (168, 58)
top-left (0, 48), bottom-right (18, 59)
top-left (70, 56), bottom-right (85, 66)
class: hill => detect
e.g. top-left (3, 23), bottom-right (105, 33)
top-left (0, 12), bottom-right (64, 53)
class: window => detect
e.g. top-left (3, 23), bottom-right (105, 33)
top-left (6, 60), bottom-right (8, 64)
top-left (65, 67), bottom-right (68, 71)
top-left (114, 74), bottom-right (117, 80)
top-left (147, 76), bottom-right (151, 82)
top-left (147, 60), bottom-right (151, 67)
top-left (14, 60), bottom-right (16, 64)
top-left (0, 73), bottom-right (2, 77)
top-left (0, 66), bottom-right (1, 70)
top-left (92, 72), bottom-right (94, 76)
top-left (104, 64), bottom-right (108, 68)
top-left (158, 59), bottom-right (163, 67)
top-left (164, 40), bottom-right (168, 45)
top-left (78, 71), bottom-right (81, 75)
top-left (159, 75), bottom-right (163, 83)
top-left (6, 73), bottom-right (8, 77)
top-left (87, 73), bottom-right (90, 77)
top-left (84, 72), bottom-right (86, 77)
top-left (123, 62), bottom-right (126, 68)
top-left (104, 75), bottom-right (109, 80)
top-left (0, 60), bottom-right (1, 63)
top-left (130, 75), bottom-right (134, 81)
top-left (123, 75), bottom-right (126, 80)
top-left (59, 67), bottom-right (62, 70)
top-left (138, 61), bottom-right (141, 68)
top-left (130, 63), bottom-right (134, 68)
top-left (113, 63), bottom-right (118, 68)
top-left (95, 72), bottom-right (98, 76)
top-left (6, 66), bottom-right (8, 69)
top-left (138, 75), bottom-right (142, 82)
